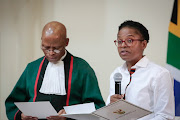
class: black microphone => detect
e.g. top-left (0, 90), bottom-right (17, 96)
top-left (114, 73), bottom-right (122, 94)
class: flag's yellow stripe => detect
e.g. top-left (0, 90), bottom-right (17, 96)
top-left (169, 0), bottom-right (180, 38)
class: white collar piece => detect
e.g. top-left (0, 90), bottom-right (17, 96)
top-left (39, 50), bottom-right (67, 95)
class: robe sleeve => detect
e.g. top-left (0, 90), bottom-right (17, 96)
top-left (81, 65), bottom-right (105, 109)
top-left (5, 65), bottom-right (29, 120)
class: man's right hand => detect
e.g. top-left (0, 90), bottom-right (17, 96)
top-left (110, 94), bottom-right (124, 103)
top-left (21, 113), bottom-right (38, 120)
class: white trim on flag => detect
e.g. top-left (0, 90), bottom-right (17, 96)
top-left (166, 64), bottom-right (180, 82)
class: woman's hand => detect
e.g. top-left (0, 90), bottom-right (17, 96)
top-left (110, 94), bottom-right (124, 103)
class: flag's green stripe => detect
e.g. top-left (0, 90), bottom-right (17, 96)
top-left (167, 32), bottom-right (180, 70)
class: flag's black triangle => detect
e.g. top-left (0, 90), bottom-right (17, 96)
top-left (171, 0), bottom-right (178, 25)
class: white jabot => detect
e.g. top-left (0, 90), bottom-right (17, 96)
top-left (39, 50), bottom-right (67, 95)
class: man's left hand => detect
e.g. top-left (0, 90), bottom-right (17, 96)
top-left (46, 109), bottom-right (66, 120)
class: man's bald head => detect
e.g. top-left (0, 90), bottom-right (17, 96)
top-left (42, 21), bottom-right (67, 40)
top-left (41, 21), bottom-right (69, 63)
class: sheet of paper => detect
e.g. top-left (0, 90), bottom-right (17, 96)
top-left (92, 99), bottom-right (152, 120)
top-left (62, 113), bottom-right (104, 120)
top-left (62, 100), bottom-right (151, 120)
top-left (62, 102), bottom-right (98, 120)
top-left (15, 101), bottom-right (58, 119)
top-left (63, 102), bottom-right (96, 114)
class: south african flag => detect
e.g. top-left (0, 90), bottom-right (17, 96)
top-left (166, 0), bottom-right (180, 116)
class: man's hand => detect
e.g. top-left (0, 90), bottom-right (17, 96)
top-left (47, 109), bottom-right (66, 120)
top-left (110, 94), bottom-right (124, 103)
top-left (21, 113), bottom-right (38, 120)
top-left (58, 109), bottom-right (66, 115)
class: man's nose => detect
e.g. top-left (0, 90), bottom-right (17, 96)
top-left (48, 50), bottom-right (55, 55)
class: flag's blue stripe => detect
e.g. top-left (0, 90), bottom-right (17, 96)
top-left (174, 79), bottom-right (180, 116)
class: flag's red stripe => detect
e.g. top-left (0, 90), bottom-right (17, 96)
top-left (33, 57), bottom-right (46, 102)
top-left (66, 56), bottom-right (73, 106)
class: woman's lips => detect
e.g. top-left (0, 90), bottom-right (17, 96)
top-left (120, 50), bottom-right (129, 55)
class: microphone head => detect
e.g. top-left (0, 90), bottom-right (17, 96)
top-left (113, 73), bottom-right (122, 82)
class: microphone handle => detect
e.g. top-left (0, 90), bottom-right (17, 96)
top-left (115, 82), bottom-right (121, 94)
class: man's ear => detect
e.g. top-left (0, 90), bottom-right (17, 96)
top-left (65, 38), bottom-right (69, 46)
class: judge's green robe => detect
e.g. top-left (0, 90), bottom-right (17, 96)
top-left (5, 51), bottom-right (105, 120)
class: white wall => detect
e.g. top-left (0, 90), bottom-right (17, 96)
top-left (1, 0), bottom-right (177, 119)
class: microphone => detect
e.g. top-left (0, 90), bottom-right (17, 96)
top-left (114, 73), bottom-right (122, 94)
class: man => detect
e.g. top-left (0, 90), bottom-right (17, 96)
top-left (5, 21), bottom-right (105, 120)
top-left (106, 20), bottom-right (175, 120)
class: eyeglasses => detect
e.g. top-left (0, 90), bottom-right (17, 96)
top-left (114, 38), bottom-right (144, 47)
top-left (41, 46), bottom-right (64, 54)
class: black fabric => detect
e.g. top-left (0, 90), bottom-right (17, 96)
top-left (62, 51), bottom-right (72, 94)
top-left (15, 110), bottom-right (22, 120)
top-left (35, 57), bottom-right (66, 112)
top-left (35, 52), bottom-right (75, 120)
